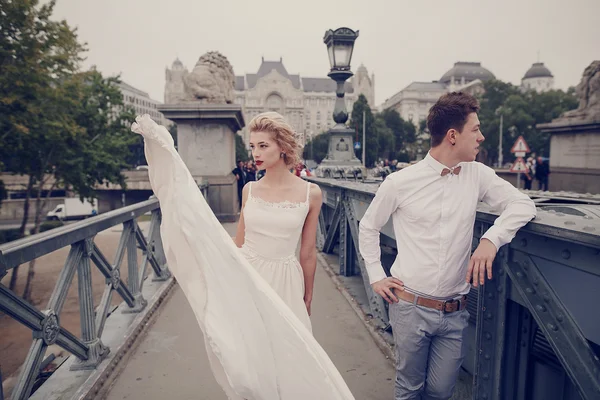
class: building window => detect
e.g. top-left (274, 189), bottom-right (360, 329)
top-left (316, 111), bottom-right (321, 120)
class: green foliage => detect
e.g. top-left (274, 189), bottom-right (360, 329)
top-left (235, 133), bottom-right (249, 162)
top-left (35, 220), bottom-right (64, 234)
top-left (348, 95), bottom-right (419, 166)
top-left (303, 131), bottom-right (330, 163)
top-left (477, 79), bottom-right (578, 165)
top-left (380, 109), bottom-right (417, 151)
top-left (349, 94), bottom-right (378, 166)
top-left (57, 69), bottom-right (138, 198)
top-left (0, 229), bottom-right (23, 245)
top-left (1, 0), bottom-right (136, 200)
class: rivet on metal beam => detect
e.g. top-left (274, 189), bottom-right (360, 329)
top-left (520, 238), bottom-right (527, 247)
top-left (526, 287), bottom-right (535, 294)
top-left (561, 249), bottom-right (571, 260)
top-left (536, 304), bottom-right (547, 312)
top-left (547, 323), bottom-right (558, 332)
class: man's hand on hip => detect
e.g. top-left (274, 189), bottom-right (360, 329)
top-left (371, 277), bottom-right (404, 304)
top-left (467, 238), bottom-right (497, 287)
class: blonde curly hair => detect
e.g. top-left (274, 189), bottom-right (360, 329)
top-left (248, 112), bottom-right (303, 168)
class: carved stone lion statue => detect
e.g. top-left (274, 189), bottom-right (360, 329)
top-left (165, 51), bottom-right (235, 104)
top-left (559, 60), bottom-right (600, 122)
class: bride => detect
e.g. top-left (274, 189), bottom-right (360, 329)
top-left (131, 113), bottom-right (354, 400)
top-left (235, 112), bottom-right (320, 331)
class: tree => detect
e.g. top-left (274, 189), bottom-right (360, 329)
top-left (1, 0), bottom-right (85, 293)
top-left (235, 133), bottom-right (249, 162)
top-left (374, 116), bottom-right (395, 161)
top-left (379, 109), bottom-right (416, 156)
top-left (349, 94), bottom-right (378, 166)
top-left (477, 79), bottom-right (577, 166)
top-left (303, 131), bottom-right (329, 163)
top-left (0, 1), bottom-right (138, 298)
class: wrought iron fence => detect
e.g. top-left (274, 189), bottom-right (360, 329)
top-left (310, 177), bottom-right (600, 400)
top-left (0, 199), bottom-right (169, 400)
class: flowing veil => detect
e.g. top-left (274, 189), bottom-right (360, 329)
top-left (131, 115), bottom-right (355, 400)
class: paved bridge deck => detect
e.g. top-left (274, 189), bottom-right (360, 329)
top-left (105, 223), bottom-right (396, 400)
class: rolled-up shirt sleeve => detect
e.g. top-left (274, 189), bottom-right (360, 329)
top-left (478, 165), bottom-right (537, 250)
top-left (359, 177), bottom-right (400, 284)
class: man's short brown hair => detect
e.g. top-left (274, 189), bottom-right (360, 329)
top-left (427, 92), bottom-right (480, 147)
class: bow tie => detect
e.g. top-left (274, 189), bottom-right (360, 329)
top-left (441, 166), bottom-right (461, 176)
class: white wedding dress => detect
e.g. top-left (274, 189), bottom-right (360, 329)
top-left (241, 181), bottom-right (312, 331)
top-left (131, 115), bottom-right (354, 400)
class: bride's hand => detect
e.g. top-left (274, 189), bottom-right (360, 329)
top-left (304, 295), bottom-right (312, 316)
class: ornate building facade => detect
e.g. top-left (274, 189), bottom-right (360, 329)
top-left (233, 58), bottom-right (375, 148)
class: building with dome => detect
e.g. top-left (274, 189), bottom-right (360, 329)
top-left (521, 62), bottom-right (554, 93)
top-left (164, 57), bottom-right (375, 149)
top-left (381, 61), bottom-right (495, 127)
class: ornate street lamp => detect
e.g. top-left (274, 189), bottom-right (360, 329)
top-left (323, 27), bottom-right (359, 128)
top-left (316, 27), bottom-right (364, 179)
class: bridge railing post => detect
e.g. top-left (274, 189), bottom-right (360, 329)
top-left (71, 238), bottom-right (109, 370)
top-left (122, 220), bottom-right (147, 313)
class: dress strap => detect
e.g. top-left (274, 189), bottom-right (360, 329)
top-left (248, 181), bottom-right (253, 198)
top-left (305, 181), bottom-right (311, 204)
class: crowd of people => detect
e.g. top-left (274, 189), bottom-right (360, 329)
top-left (523, 155), bottom-right (551, 191)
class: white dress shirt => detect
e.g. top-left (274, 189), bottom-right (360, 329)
top-left (359, 152), bottom-right (537, 298)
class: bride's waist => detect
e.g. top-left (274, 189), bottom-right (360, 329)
top-left (241, 245), bottom-right (297, 262)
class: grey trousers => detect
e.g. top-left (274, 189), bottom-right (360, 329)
top-left (390, 297), bottom-right (470, 400)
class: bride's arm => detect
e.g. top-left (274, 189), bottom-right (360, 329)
top-left (233, 183), bottom-right (250, 247)
top-left (299, 184), bottom-right (323, 315)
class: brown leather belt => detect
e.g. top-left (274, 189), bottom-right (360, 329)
top-left (395, 290), bottom-right (467, 314)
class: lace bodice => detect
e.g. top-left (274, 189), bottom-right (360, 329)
top-left (243, 181), bottom-right (310, 259)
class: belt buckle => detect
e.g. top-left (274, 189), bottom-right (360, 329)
top-left (442, 299), bottom-right (459, 314)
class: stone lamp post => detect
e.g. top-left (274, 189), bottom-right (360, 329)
top-left (316, 27), bottom-right (365, 179)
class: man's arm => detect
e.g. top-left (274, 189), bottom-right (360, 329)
top-left (359, 177), bottom-right (404, 303)
top-left (468, 165), bottom-right (537, 286)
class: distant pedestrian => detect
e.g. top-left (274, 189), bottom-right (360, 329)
top-left (524, 157), bottom-right (534, 190)
top-left (232, 160), bottom-right (246, 210)
top-left (245, 161), bottom-right (257, 182)
top-left (534, 156), bottom-right (550, 191)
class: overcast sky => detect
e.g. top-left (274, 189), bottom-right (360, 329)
top-left (53, 0), bottom-right (599, 106)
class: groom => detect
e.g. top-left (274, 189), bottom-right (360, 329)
top-left (359, 92), bottom-right (536, 399)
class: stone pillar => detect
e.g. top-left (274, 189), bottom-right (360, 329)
top-left (158, 104), bottom-right (245, 221)
top-left (538, 120), bottom-right (600, 194)
top-left (316, 126), bottom-right (365, 178)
